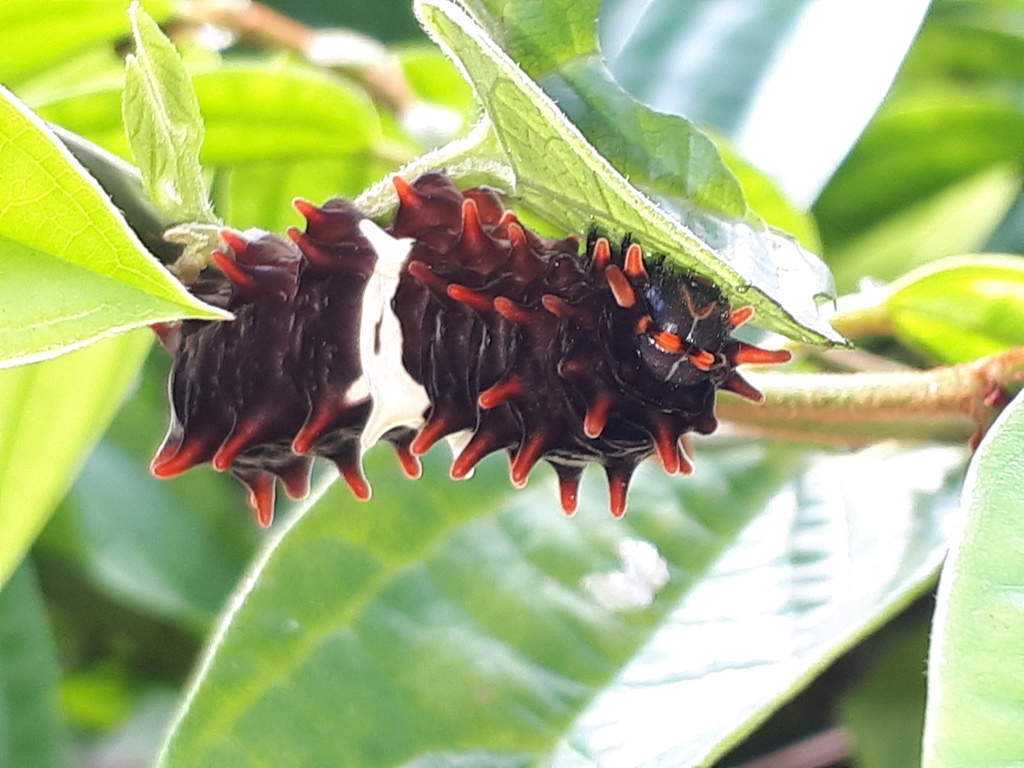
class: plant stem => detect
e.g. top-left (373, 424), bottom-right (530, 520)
top-left (179, 1), bottom-right (417, 113)
top-left (716, 347), bottom-right (1024, 448)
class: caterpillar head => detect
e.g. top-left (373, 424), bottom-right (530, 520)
top-left (637, 268), bottom-right (733, 387)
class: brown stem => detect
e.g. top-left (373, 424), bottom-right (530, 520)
top-left (717, 347), bottom-right (1024, 448)
top-left (178, 1), bottom-right (416, 112)
top-left (732, 727), bottom-right (851, 768)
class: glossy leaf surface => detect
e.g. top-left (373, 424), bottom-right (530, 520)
top-left (157, 442), bottom-right (960, 766)
top-left (924, 391), bottom-right (1024, 767)
top-left (885, 255), bottom-right (1024, 364)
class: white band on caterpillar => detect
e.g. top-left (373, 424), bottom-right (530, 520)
top-left (356, 219), bottom-right (431, 450)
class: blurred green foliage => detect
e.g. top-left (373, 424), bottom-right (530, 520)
top-left (0, 0), bottom-right (1022, 766)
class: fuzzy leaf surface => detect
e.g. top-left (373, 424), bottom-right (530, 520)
top-left (415, 0), bottom-right (842, 345)
top-left (123, 3), bottom-right (214, 224)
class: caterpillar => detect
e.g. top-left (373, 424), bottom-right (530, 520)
top-left (150, 172), bottom-right (791, 526)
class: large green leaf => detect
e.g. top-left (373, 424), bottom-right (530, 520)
top-left (827, 165), bottom-right (1020, 293)
top-left (815, 94), bottom-right (1024, 249)
top-left (0, 0), bottom-right (171, 85)
top-left (884, 255), bottom-right (1024, 364)
top-left (411, 0), bottom-right (842, 346)
top-left (42, 352), bottom-right (259, 630)
top-left (155, 441), bottom-right (960, 766)
top-left (0, 85), bottom-right (226, 368)
top-left (0, 563), bottom-right (63, 768)
top-left (35, 65), bottom-right (384, 167)
top-left (923, 391), bottom-right (1024, 767)
top-left (0, 331), bottom-right (151, 587)
top-left (456, 0), bottom-right (841, 346)
top-left (549, 445), bottom-right (962, 766)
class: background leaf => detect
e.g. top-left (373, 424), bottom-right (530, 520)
top-left (40, 352), bottom-right (259, 630)
top-left (884, 255), bottom-right (1024, 364)
top-left (827, 165), bottom-right (1021, 293)
top-left (0, 84), bottom-right (226, 367)
top-left (0, 332), bottom-right (151, 587)
top-left (0, 563), bottom-right (64, 768)
top-left (815, 94), bottom-right (1024, 252)
top-left (35, 65), bottom-right (392, 231)
top-left (923, 390), bottom-right (1024, 767)
top-left (0, 0), bottom-right (172, 86)
top-left (840, 622), bottom-right (929, 768)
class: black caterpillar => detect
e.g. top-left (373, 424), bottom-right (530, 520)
top-left (151, 172), bottom-right (790, 525)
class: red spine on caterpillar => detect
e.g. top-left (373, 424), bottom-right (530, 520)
top-left (152, 172), bottom-right (791, 525)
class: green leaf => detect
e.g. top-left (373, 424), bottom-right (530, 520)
top-left (0, 236), bottom-right (173, 367)
top-left (217, 158), bottom-right (394, 233)
top-left (399, 46), bottom-right (476, 115)
top-left (884, 255), bottom-right (1024, 365)
top-left (816, 94), bottom-right (1024, 249)
top-left (464, 0), bottom-right (598, 74)
top-left (193, 66), bottom-right (383, 165)
top-left (828, 164), bottom-right (1021, 294)
top-left (540, 57), bottom-right (750, 219)
top-left (923, 391), bottom-right (1024, 767)
top-left (840, 623), bottom-right (928, 768)
top-left (456, 0), bottom-right (847, 328)
top-left (37, 65), bottom-right (384, 168)
top-left (0, 85), bottom-right (227, 368)
top-left (53, 127), bottom-right (179, 261)
top-left (896, 12), bottom-right (1024, 98)
top-left (551, 446), bottom-right (961, 766)
top-left (123, 2), bottom-right (215, 224)
top-left (156, 442), bottom-right (959, 766)
top-left (0, 331), bottom-right (151, 587)
top-left (715, 139), bottom-right (821, 252)
top-left (45, 352), bottom-right (259, 629)
top-left (413, 0), bottom-right (842, 346)
top-left (0, 563), bottom-right (64, 768)
top-left (0, 0), bottom-right (172, 85)
top-left (461, 0), bottom-right (753, 219)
